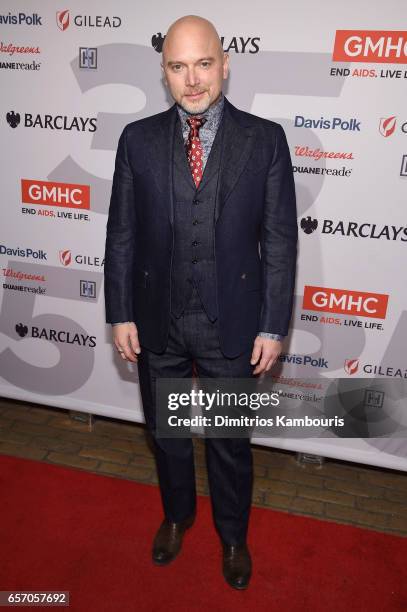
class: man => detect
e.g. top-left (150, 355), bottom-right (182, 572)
top-left (104, 15), bottom-right (297, 590)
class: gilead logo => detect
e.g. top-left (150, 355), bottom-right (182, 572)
top-left (333, 30), bottom-right (407, 64)
top-left (303, 286), bottom-right (389, 319)
top-left (21, 179), bottom-right (90, 210)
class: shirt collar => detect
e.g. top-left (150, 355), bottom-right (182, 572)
top-left (176, 92), bottom-right (224, 132)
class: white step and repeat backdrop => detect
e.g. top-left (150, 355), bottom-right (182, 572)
top-left (1, 1), bottom-right (406, 470)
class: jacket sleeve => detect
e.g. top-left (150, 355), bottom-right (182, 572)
top-left (104, 125), bottom-right (137, 324)
top-left (259, 123), bottom-right (298, 335)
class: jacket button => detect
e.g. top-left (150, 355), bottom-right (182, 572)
top-left (241, 273), bottom-right (246, 279)
top-left (192, 219), bottom-right (199, 225)
top-left (192, 258), bottom-right (198, 264)
top-left (192, 240), bottom-right (199, 247)
top-left (193, 199), bottom-right (200, 205)
top-left (144, 271), bottom-right (149, 276)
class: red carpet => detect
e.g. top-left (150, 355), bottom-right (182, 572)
top-left (0, 454), bottom-right (406, 612)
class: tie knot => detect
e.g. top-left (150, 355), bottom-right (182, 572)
top-left (187, 116), bottom-right (206, 136)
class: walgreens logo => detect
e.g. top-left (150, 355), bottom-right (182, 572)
top-left (333, 30), bottom-right (407, 64)
top-left (0, 42), bottom-right (40, 56)
top-left (21, 179), bottom-right (90, 210)
top-left (302, 286), bottom-right (389, 319)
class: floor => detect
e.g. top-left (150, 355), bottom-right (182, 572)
top-left (0, 397), bottom-right (406, 536)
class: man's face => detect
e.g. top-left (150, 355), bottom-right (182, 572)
top-left (162, 27), bottom-right (229, 115)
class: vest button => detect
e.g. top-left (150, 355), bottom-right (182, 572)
top-left (192, 240), bottom-right (199, 247)
top-left (193, 199), bottom-right (200, 205)
top-left (192, 219), bottom-right (199, 225)
top-left (192, 258), bottom-right (198, 264)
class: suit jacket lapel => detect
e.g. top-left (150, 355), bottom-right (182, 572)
top-left (215, 97), bottom-right (255, 223)
top-left (146, 103), bottom-right (178, 226)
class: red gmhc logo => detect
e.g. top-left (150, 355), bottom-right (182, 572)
top-left (333, 30), bottom-right (407, 64)
top-left (21, 179), bottom-right (90, 210)
top-left (302, 286), bottom-right (389, 319)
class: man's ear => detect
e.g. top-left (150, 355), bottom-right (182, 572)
top-left (160, 63), bottom-right (167, 86)
top-left (222, 53), bottom-right (230, 80)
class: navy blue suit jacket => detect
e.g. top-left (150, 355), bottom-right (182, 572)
top-left (104, 96), bottom-right (298, 358)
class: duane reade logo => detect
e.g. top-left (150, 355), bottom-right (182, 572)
top-left (302, 286), bottom-right (389, 319)
top-left (15, 322), bottom-right (96, 347)
top-left (294, 115), bottom-right (361, 131)
top-left (300, 216), bottom-right (407, 241)
top-left (56, 10), bottom-right (122, 30)
top-left (0, 243), bottom-right (47, 260)
top-left (6, 111), bottom-right (97, 132)
top-left (151, 32), bottom-right (260, 53)
top-left (333, 30), bottom-right (407, 64)
top-left (0, 12), bottom-right (42, 26)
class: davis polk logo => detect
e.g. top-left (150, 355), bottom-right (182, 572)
top-left (333, 30), bottom-right (407, 64)
top-left (0, 244), bottom-right (47, 260)
top-left (6, 111), bottom-right (97, 131)
top-left (302, 286), bottom-right (389, 319)
top-left (279, 353), bottom-right (329, 369)
top-left (56, 10), bottom-right (121, 30)
top-left (0, 12), bottom-right (42, 26)
top-left (294, 115), bottom-right (361, 131)
top-left (21, 180), bottom-right (90, 210)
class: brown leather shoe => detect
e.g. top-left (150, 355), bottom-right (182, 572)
top-left (152, 513), bottom-right (195, 565)
top-left (222, 543), bottom-right (252, 590)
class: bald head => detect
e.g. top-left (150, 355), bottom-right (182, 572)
top-left (161, 15), bottom-right (229, 115)
top-left (162, 15), bottom-right (223, 61)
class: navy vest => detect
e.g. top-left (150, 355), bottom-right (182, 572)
top-left (170, 116), bottom-right (224, 322)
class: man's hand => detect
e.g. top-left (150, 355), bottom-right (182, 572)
top-left (112, 322), bottom-right (140, 363)
top-left (250, 336), bottom-right (282, 375)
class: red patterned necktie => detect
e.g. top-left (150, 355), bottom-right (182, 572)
top-left (185, 116), bottom-right (207, 188)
